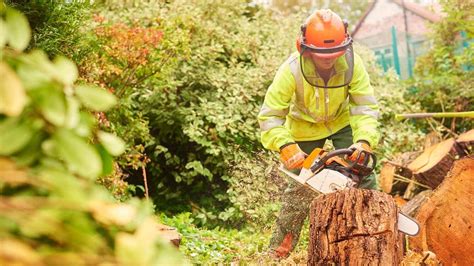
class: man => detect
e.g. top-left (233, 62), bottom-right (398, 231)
top-left (257, 9), bottom-right (380, 258)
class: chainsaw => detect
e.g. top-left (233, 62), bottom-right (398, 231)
top-left (279, 148), bottom-right (420, 236)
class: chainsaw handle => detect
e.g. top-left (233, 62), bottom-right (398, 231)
top-left (309, 148), bottom-right (376, 177)
top-left (309, 149), bottom-right (353, 172)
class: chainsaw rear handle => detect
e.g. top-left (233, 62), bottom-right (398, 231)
top-left (309, 148), bottom-right (376, 177)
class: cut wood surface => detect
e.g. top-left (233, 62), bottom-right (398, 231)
top-left (156, 223), bottom-right (181, 247)
top-left (307, 188), bottom-right (403, 265)
top-left (379, 162), bottom-right (397, 193)
top-left (410, 157), bottom-right (474, 265)
top-left (408, 138), bottom-right (457, 189)
top-left (379, 161), bottom-right (413, 194)
top-left (456, 129), bottom-right (474, 155)
top-left (379, 152), bottom-right (419, 194)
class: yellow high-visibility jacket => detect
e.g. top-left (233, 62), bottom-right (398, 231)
top-left (258, 49), bottom-right (380, 151)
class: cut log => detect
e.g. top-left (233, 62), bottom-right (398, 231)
top-left (408, 138), bottom-right (458, 189)
top-left (455, 129), bottom-right (474, 156)
top-left (156, 223), bottom-right (181, 247)
top-left (379, 161), bottom-right (413, 194)
top-left (410, 157), bottom-right (474, 265)
top-left (400, 189), bottom-right (433, 217)
top-left (308, 188), bottom-right (403, 265)
top-left (378, 152), bottom-right (419, 194)
top-left (379, 162), bottom-right (397, 193)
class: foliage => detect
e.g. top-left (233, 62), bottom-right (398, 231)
top-left (4, 0), bottom-right (93, 59)
top-left (143, 0), bottom-right (301, 226)
top-left (354, 44), bottom-right (425, 160)
top-left (77, 8), bottom-right (174, 200)
top-left (224, 152), bottom-right (284, 228)
top-left (408, 0), bottom-right (473, 135)
top-left (76, 0), bottom-right (302, 226)
top-left (0, 6), bottom-right (186, 265)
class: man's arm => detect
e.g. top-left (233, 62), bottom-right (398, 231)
top-left (258, 59), bottom-right (296, 151)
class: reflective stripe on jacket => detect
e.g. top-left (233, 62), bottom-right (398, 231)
top-left (258, 49), bottom-right (380, 151)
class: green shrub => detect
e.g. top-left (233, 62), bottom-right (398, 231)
top-left (0, 6), bottom-right (186, 265)
top-left (408, 0), bottom-right (473, 134)
top-left (75, 0), bottom-right (302, 226)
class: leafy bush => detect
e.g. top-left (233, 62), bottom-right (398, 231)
top-left (75, 0), bottom-right (303, 226)
top-left (142, 0), bottom-right (302, 226)
top-left (408, 0), bottom-right (473, 134)
top-left (0, 6), bottom-right (186, 265)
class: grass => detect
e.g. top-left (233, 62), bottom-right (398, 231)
top-left (161, 212), bottom-right (311, 265)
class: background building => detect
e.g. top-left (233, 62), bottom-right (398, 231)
top-left (352, 0), bottom-right (442, 79)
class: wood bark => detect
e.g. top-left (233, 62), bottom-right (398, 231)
top-left (408, 138), bottom-right (458, 189)
top-left (410, 157), bottom-right (474, 265)
top-left (308, 188), bottom-right (403, 265)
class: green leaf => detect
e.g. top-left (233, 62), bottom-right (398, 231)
top-left (53, 56), bottom-right (78, 85)
top-left (74, 112), bottom-right (95, 137)
top-left (30, 85), bottom-right (67, 126)
top-left (0, 118), bottom-right (37, 156)
top-left (75, 85), bottom-right (117, 111)
top-left (65, 96), bottom-right (80, 129)
top-left (185, 161), bottom-right (212, 180)
top-left (52, 128), bottom-right (102, 179)
top-left (0, 62), bottom-right (27, 116)
top-left (24, 50), bottom-right (56, 73)
top-left (5, 8), bottom-right (31, 51)
top-left (97, 145), bottom-right (114, 176)
top-left (97, 131), bottom-right (125, 156)
top-left (0, 19), bottom-right (7, 49)
top-left (13, 130), bottom-right (46, 166)
top-left (16, 59), bottom-right (53, 90)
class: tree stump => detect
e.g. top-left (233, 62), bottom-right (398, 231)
top-left (308, 188), bottom-right (403, 265)
top-left (408, 138), bottom-right (458, 189)
top-left (410, 157), bottom-right (474, 265)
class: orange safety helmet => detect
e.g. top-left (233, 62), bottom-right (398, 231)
top-left (296, 9), bottom-right (352, 59)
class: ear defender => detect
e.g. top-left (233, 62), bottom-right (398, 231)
top-left (343, 19), bottom-right (349, 36)
top-left (296, 24), bottom-right (307, 54)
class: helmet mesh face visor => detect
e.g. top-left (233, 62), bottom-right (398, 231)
top-left (299, 45), bottom-right (354, 88)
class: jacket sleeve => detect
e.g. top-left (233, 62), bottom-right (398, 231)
top-left (348, 53), bottom-right (381, 147)
top-left (258, 61), bottom-right (295, 151)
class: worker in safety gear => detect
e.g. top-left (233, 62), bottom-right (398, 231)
top-left (257, 9), bottom-right (380, 258)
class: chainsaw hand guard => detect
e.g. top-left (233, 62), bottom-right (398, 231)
top-left (309, 149), bottom-right (376, 183)
top-left (347, 148), bottom-right (376, 178)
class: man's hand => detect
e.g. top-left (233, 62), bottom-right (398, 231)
top-left (280, 143), bottom-right (306, 170)
top-left (348, 141), bottom-right (372, 163)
